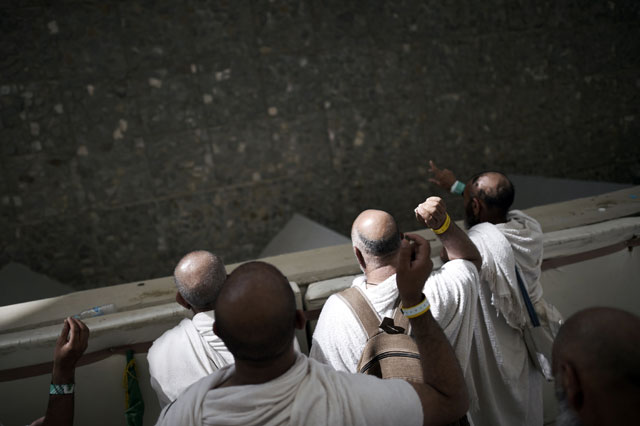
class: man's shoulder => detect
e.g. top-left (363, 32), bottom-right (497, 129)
top-left (308, 356), bottom-right (416, 393)
top-left (149, 317), bottom-right (192, 355)
top-left (319, 291), bottom-right (359, 323)
top-left (430, 259), bottom-right (478, 281)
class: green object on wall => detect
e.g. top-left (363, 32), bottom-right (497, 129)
top-left (123, 349), bottom-right (144, 426)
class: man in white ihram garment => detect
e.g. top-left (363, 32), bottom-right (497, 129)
top-left (310, 198), bottom-right (482, 411)
top-left (155, 236), bottom-right (470, 426)
top-left (429, 162), bottom-right (563, 426)
top-left (147, 250), bottom-right (233, 407)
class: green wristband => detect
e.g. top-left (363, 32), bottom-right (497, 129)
top-left (450, 180), bottom-right (465, 195)
top-left (50, 383), bottom-right (74, 395)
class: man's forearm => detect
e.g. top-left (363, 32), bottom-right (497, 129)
top-left (43, 367), bottom-right (75, 426)
top-left (438, 222), bottom-right (481, 271)
top-left (410, 310), bottom-right (467, 405)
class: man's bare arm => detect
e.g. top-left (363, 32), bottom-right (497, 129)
top-left (396, 234), bottom-right (469, 426)
top-left (415, 197), bottom-right (481, 272)
top-left (428, 160), bottom-right (457, 192)
top-left (42, 318), bottom-right (89, 426)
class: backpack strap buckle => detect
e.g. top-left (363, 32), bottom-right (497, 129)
top-left (380, 317), bottom-right (406, 334)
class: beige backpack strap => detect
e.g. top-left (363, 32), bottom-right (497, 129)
top-left (337, 287), bottom-right (381, 339)
top-left (392, 304), bottom-right (411, 335)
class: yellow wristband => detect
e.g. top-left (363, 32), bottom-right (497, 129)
top-left (432, 213), bottom-right (451, 235)
top-left (401, 295), bottom-right (431, 319)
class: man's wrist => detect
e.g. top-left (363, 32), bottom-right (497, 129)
top-left (400, 293), bottom-right (425, 309)
top-left (52, 366), bottom-right (75, 384)
top-left (432, 213), bottom-right (451, 235)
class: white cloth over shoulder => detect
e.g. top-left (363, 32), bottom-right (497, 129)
top-left (155, 353), bottom-right (423, 426)
top-left (469, 210), bottom-right (563, 331)
top-left (148, 310), bottom-right (233, 407)
top-left (310, 259), bottom-right (479, 408)
top-left (466, 210), bottom-right (561, 426)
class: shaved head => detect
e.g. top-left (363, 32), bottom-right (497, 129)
top-left (351, 209), bottom-right (401, 260)
top-left (464, 171), bottom-right (515, 227)
top-left (174, 251), bottom-right (227, 310)
top-left (214, 261), bottom-right (296, 362)
top-left (553, 307), bottom-right (640, 426)
top-left (553, 307), bottom-right (640, 385)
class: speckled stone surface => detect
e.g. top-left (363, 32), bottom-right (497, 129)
top-left (1, 0), bottom-right (638, 290)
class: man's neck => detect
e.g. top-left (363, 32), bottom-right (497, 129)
top-left (220, 348), bottom-right (297, 388)
top-left (365, 264), bottom-right (396, 285)
top-left (192, 306), bottom-right (214, 315)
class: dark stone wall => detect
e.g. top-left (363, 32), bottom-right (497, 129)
top-left (1, 0), bottom-right (639, 289)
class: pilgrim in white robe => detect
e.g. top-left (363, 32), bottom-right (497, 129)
top-left (147, 310), bottom-right (233, 407)
top-left (310, 259), bottom-right (480, 410)
top-left (467, 209), bottom-right (563, 426)
top-left (155, 353), bottom-right (423, 426)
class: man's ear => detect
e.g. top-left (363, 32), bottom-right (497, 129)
top-left (472, 197), bottom-right (481, 216)
top-left (354, 247), bottom-right (366, 270)
top-left (295, 309), bottom-right (306, 330)
top-left (175, 292), bottom-right (191, 310)
top-left (559, 361), bottom-right (584, 412)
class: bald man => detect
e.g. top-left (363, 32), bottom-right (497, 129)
top-left (429, 161), bottom-right (563, 426)
top-left (310, 200), bottom-right (481, 403)
top-left (552, 307), bottom-right (640, 426)
top-left (147, 250), bottom-right (233, 407)
top-left (156, 237), bottom-right (470, 426)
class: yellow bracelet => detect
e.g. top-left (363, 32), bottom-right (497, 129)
top-left (432, 213), bottom-right (451, 235)
top-left (401, 295), bottom-right (431, 318)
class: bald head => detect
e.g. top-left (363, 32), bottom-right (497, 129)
top-left (351, 209), bottom-right (401, 260)
top-left (214, 261), bottom-right (296, 362)
top-left (553, 307), bottom-right (640, 386)
top-left (464, 171), bottom-right (514, 226)
top-left (174, 251), bottom-right (227, 310)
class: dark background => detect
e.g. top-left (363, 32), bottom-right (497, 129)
top-left (1, 0), bottom-right (638, 289)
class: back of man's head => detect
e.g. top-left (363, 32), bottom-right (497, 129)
top-left (351, 209), bottom-right (401, 263)
top-left (552, 307), bottom-right (640, 425)
top-left (174, 251), bottom-right (227, 311)
top-left (467, 171), bottom-right (515, 219)
top-left (214, 261), bottom-right (296, 362)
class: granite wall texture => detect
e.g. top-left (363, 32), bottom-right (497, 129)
top-left (1, 0), bottom-right (639, 289)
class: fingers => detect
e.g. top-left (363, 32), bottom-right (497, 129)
top-left (57, 318), bottom-right (70, 346)
top-left (397, 239), bottom-right (412, 272)
top-left (415, 196), bottom-right (447, 228)
top-left (429, 160), bottom-right (439, 172)
top-left (68, 317), bottom-right (90, 350)
top-left (403, 233), bottom-right (430, 258)
top-left (76, 318), bottom-right (90, 350)
top-left (67, 317), bottom-right (79, 346)
top-left (411, 234), bottom-right (431, 262)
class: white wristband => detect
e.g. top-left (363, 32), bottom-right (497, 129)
top-left (401, 295), bottom-right (431, 319)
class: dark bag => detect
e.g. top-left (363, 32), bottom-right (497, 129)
top-left (338, 287), bottom-right (470, 426)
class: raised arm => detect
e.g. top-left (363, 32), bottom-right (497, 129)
top-left (428, 161), bottom-right (457, 192)
top-left (415, 196), bottom-right (481, 272)
top-left (42, 317), bottom-right (90, 426)
top-left (396, 234), bottom-right (469, 426)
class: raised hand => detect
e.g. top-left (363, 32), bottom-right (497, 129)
top-left (415, 196), bottom-right (447, 229)
top-left (396, 234), bottom-right (433, 307)
top-left (52, 317), bottom-right (89, 383)
top-left (428, 160), bottom-right (457, 191)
